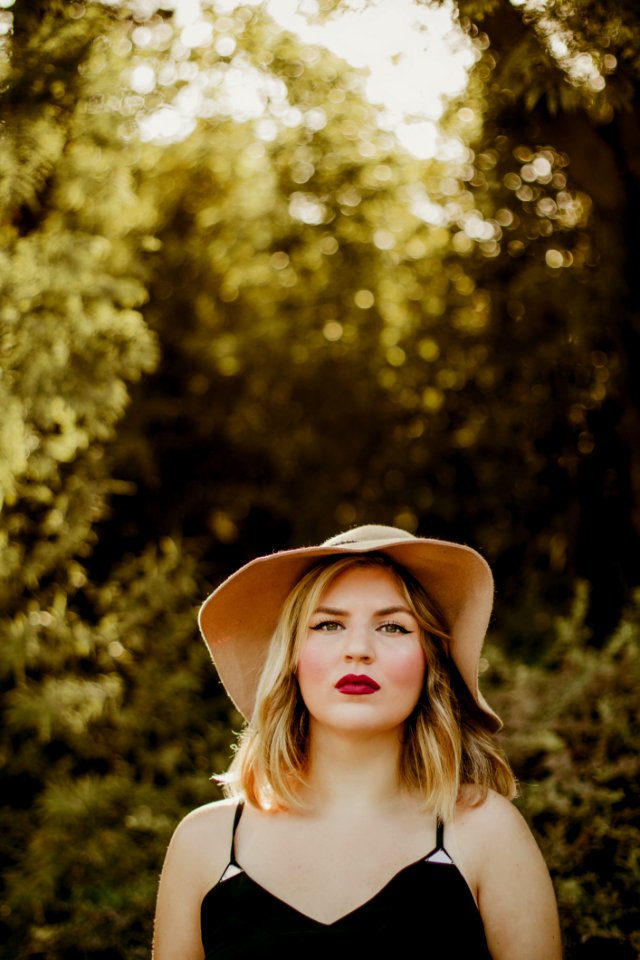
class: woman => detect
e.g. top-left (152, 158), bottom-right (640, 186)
top-left (153, 524), bottom-right (562, 959)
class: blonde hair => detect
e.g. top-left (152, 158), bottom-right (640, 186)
top-left (219, 554), bottom-right (516, 820)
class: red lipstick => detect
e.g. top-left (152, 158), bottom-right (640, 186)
top-left (335, 674), bottom-right (381, 695)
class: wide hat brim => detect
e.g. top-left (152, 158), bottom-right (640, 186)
top-left (198, 524), bottom-right (502, 731)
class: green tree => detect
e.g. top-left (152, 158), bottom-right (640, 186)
top-left (0, 2), bottom-right (166, 954)
top-left (94, 0), bottom-right (640, 647)
top-left (446, 0), bottom-right (640, 640)
top-left (303, 0), bottom-right (640, 637)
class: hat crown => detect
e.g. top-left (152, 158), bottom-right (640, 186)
top-left (323, 524), bottom-right (417, 547)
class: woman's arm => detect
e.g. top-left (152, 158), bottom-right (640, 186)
top-left (152, 801), bottom-right (236, 960)
top-left (464, 792), bottom-right (562, 960)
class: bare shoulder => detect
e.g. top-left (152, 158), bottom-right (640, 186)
top-left (166, 797), bottom-right (239, 889)
top-left (450, 788), bottom-right (551, 884)
top-left (454, 787), bottom-right (533, 843)
top-left (174, 796), bottom-right (239, 839)
top-left (450, 789), bottom-right (562, 960)
top-left (153, 798), bottom-right (241, 960)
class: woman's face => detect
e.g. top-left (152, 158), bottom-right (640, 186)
top-left (296, 564), bottom-right (426, 738)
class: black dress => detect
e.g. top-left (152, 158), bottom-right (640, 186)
top-left (201, 804), bottom-right (493, 959)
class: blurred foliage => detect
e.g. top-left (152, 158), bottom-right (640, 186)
top-left (1, 0), bottom-right (639, 956)
top-left (486, 584), bottom-right (640, 958)
top-left (2, 540), bottom-right (232, 958)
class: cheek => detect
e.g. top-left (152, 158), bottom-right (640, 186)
top-left (386, 645), bottom-right (426, 696)
top-left (296, 639), bottom-right (331, 693)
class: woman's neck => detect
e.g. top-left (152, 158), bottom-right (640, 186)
top-left (301, 725), bottom-right (407, 812)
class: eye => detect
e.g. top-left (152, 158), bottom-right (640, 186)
top-left (378, 621), bottom-right (410, 635)
top-left (310, 620), bottom-right (343, 632)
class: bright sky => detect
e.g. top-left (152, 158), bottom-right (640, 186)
top-left (134, 0), bottom-right (476, 158)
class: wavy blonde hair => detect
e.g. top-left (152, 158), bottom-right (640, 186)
top-left (219, 554), bottom-right (516, 821)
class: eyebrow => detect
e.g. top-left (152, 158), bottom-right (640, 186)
top-left (313, 605), bottom-right (416, 617)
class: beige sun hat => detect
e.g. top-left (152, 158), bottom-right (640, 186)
top-left (198, 524), bottom-right (501, 731)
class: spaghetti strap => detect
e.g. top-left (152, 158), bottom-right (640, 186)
top-left (230, 802), bottom-right (244, 866)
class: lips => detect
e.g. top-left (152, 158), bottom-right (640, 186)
top-left (335, 674), bottom-right (381, 695)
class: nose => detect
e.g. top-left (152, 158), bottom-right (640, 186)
top-left (342, 623), bottom-right (374, 663)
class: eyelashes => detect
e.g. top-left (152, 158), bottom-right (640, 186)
top-left (309, 620), bottom-right (411, 635)
top-left (379, 622), bottom-right (410, 635)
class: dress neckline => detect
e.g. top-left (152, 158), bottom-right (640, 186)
top-left (207, 801), bottom-right (471, 926)
top-left (221, 844), bottom-right (455, 927)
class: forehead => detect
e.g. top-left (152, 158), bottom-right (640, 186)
top-left (317, 563), bottom-right (408, 604)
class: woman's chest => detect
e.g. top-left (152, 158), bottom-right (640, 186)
top-left (234, 816), bottom-right (437, 924)
top-left (201, 859), bottom-right (491, 959)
